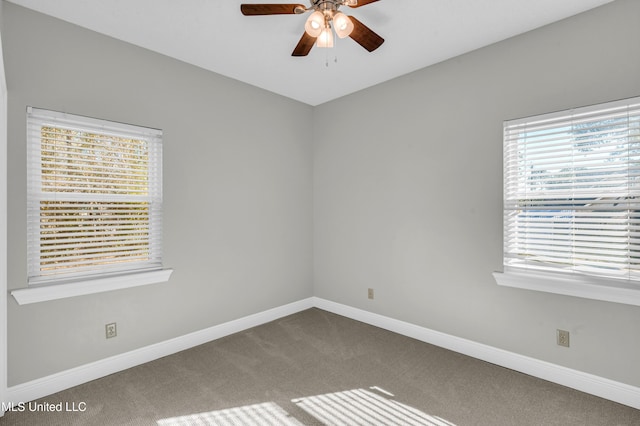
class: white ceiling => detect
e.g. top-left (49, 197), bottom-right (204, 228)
top-left (7, 0), bottom-right (614, 106)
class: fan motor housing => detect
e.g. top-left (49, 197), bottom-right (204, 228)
top-left (312, 1), bottom-right (342, 13)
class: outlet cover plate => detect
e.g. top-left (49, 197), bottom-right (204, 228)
top-left (557, 329), bottom-right (569, 347)
top-left (105, 323), bottom-right (117, 339)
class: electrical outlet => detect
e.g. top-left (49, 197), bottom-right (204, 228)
top-left (105, 323), bottom-right (117, 339)
top-left (557, 329), bottom-right (569, 347)
top-left (368, 288), bottom-right (374, 300)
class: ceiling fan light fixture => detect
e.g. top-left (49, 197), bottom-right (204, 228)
top-left (332, 12), bottom-right (354, 38)
top-left (317, 27), bottom-right (334, 48)
top-left (240, 1), bottom-right (385, 57)
top-left (304, 11), bottom-right (324, 37)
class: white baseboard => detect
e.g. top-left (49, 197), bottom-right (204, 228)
top-left (5, 296), bottom-right (640, 411)
top-left (312, 297), bottom-right (640, 410)
top-left (6, 298), bottom-right (315, 405)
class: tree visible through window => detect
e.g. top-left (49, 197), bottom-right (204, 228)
top-left (27, 108), bottom-right (163, 285)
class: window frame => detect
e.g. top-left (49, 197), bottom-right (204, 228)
top-left (494, 97), bottom-right (640, 306)
top-left (12, 107), bottom-right (172, 305)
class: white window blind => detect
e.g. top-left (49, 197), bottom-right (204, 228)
top-left (27, 107), bottom-right (163, 285)
top-left (503, 97), bottom-right (640, 283)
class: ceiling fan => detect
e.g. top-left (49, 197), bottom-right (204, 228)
top-left (240, 0), bottom-right (384, 56)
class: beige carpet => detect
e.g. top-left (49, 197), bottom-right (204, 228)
top-left (1, 308), bottom-right (639, 425)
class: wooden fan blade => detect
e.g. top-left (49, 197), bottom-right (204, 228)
top-left (348, 16), bottom-right (384, 52)
top-left (292, 32), bottom-right (316, 56)
top-left (241, 4), bottom-right (305, 15)
top-left (348, 0), bottom-right (380, 8)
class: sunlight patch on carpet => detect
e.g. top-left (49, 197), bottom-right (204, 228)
top-left (156, 386), bottom-right (455, 425)
top-left (156, 401), bottom-right (303, 426)
top-left (292, 387), bottom-right (456, 426)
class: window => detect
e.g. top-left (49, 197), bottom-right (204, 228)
top-left (495, 97), bottom-right (640, 306)
top-left (14, 107), bottom-right (171, 304)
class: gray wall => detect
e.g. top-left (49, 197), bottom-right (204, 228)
top-left (313, 0), bottom-right (640, 387)
top-left (3, 2), bottom-right (313, 385)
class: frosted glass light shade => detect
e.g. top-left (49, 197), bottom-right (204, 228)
top-left (305, 11), bottom-right (324, 37)
top-left (317, 27), bottom-right (334, 48)
top-left (333, 12), bottom-right (354, 38)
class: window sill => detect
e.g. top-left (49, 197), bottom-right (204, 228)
top-left (11, 269), bottom-right (173, 305)
top-left (493, 269), bottom-right (640, 307)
